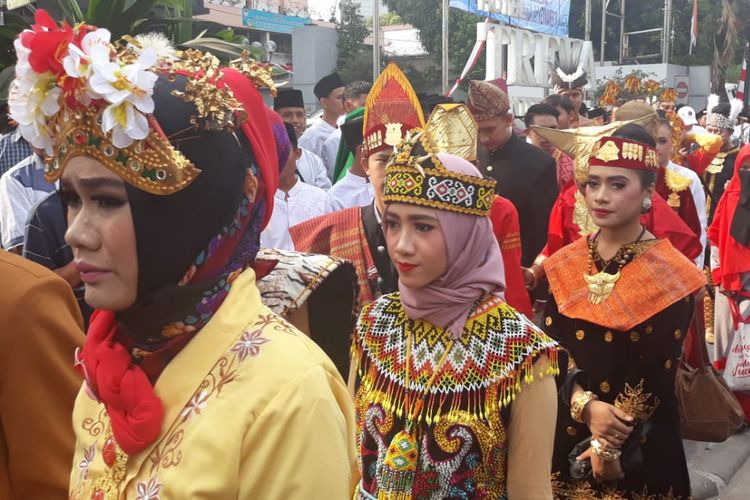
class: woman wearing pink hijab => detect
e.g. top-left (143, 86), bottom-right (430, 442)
top-left (350, 130), bottom-right (560, 499)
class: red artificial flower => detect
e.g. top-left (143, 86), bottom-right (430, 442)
top-left (23, 9), bottom-right (74, 76)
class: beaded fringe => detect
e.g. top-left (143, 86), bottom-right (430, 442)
top-left (353, 344), bottom-right (559, 426)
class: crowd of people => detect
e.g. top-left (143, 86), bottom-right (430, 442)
top-left (1, 9), bottom-right (749, 500)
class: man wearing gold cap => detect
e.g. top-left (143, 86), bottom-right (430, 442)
top-left (467, 80), bottom-right (559, 280)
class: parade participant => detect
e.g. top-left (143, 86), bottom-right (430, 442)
top-left (709, 144), bottom-right (750, 421)
top-left (273, 88), bottom-right (330, 189)
top-left (292, 63), bottom-right (423, 306)
top-left (550, 58), bottom-right (591, 126)
top-left (260, 123), bottom-right (326, 250)
top-left (654, 117), bottom-right (707, 266)
top-left (468, 79), bottom-right (558, 269)
top-left (526, 113), bottom-right (703, 288)
top-left (545, 93), bottom-right (577, 130)
top-left (351, 128), bottom-right (559, 498)
top-left (0, 251), bottom-right (84, 499)
top-left (544, 125), bottom-right (706, 498)
top-left (324, 111), bottom-right (375, 212)
top-left (330, 106), bottom-right (364, 182)
top-left (299, 72), bottom-right (345, 157)
top-left (525, 102), bottom-right (575, 190)
top-left (704, 96), bottom-right (743, 224)
top-left (9, 13), bottom-right (356, 497)
top-left (0, 152), bottom-right (55, 252)
top-left (321, 80), bottom-right (371, 178)
top-left (677, 105), bottom-right (707, 134)
top-left (657, 97), bottom-right (676, 113)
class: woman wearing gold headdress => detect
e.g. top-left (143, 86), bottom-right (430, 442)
top-left (543, 124), bottom-right (705, 499)
top-left (9, 11), bottom-right (356, 498)
top-left (351, 126), bottom-right (559, 499)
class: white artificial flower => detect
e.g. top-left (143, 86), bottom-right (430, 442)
top-left (62, 28), bottom-right (111, 80)
top-left (88, 46), bottom-right (158, 148)
top-left (102, 100), bottom-right (149, 148)
top-left (13, 37), bottom-right (32, 79)
top-left (8, 73), bottom-right (61, 154)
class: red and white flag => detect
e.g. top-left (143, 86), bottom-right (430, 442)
top-left (690, 0), bottom-right (698, 55)
top-left (739, 43), bottom-right (749, 105)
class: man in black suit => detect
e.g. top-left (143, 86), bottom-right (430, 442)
top-left (467, 80), bottom-right (558, 269)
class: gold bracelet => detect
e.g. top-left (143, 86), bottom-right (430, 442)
top-left (571, 390), bottom-right (598, 423)
top-left (590, 438), bottom-right (622, 462)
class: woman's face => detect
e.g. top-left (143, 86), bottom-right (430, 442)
top-left (384, 203), bottom-right (448, 289)
top-left (655, 124), bottom-right (673, 168)
top-left (584, 165), bottom-right (653, 229)
top-left (62, 156), bottom-right (138, 311)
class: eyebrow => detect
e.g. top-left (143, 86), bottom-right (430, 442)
top-left (77, 177), bottom-right (127, 190)
top-left (588, 174), bottom-right (630, 182)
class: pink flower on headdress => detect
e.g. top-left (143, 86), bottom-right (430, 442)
top-left (89, 46), bottom-right (158, 148)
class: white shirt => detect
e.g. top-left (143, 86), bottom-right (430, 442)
top-left (260, 179), bottom-right (327, 250)
top-left (0, 155), bottom-right (56, 250)
top-left (668, 160), bottom-right (707, 268)
top-left (320, 128), bottom-right (342, 180)
top-left (299, 120), bottom-right (336, 158)
top-left (296, 148), bottom-right (331, 190)
top-left (325, 170), bottom-right (374, 212)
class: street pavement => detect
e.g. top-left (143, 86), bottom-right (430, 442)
top-left (684, 428), bottom-right (750, 499)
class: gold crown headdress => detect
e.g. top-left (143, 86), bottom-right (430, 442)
top-left (9, 10), bottom-right (275, 195)
top-left (384, 104), bottom-right (496, 216)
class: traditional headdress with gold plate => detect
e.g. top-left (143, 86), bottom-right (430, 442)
top-left (384, 103), bottom-right (496, 216)
top-left (589, 136), bottom-right (658, 171)
top-left (362, 62), bottom-right (425, 157)
top-left (530, 114), bottom-right (656, 184)
top-left (9, 10), bottom-right (275, 195)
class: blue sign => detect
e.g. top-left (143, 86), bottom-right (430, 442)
top-left (241, 8), bottom-right (311, 35)
top-left (450, 0), bottom-right (570, 38)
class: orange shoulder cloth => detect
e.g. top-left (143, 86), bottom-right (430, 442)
top-left (543, 238), bottom-right (706, 331)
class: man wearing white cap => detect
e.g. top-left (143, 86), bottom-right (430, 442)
top-left (678, 105), bottom-right (707, 134)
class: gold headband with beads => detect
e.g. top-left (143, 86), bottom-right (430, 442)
top-left (384, 128), bottom-right (496, 216)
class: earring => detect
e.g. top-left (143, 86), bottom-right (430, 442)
top-left (641, 197), bottom-right (652, 213)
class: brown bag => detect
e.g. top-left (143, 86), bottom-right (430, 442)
top-left (676, 312), bottom-right (745, 442)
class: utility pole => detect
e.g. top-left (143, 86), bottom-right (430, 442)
top-left (663, 0), bottom-right (672, 64)
top-left (600, 0), bottom-right (608, 64)
top-left (585, 0), bottom-right (592, 41)
top-left (442, 0), bottom-right (449, 93)
top-left (373, 0), bottom-right (380, 82)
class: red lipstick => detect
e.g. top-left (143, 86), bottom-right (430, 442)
top-left (396, 261), bottom-right (418, 273)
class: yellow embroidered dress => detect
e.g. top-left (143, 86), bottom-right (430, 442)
top-left (69, 269), bottom-right (358, 499)
top-left (352, 292), bottom-right (558, 499)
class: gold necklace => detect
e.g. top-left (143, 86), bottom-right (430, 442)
top-left (584, 228), bottom-right (645, 304)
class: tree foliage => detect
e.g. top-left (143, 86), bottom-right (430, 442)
top-left (336, 1), bottom-right (374, 83)
top-left (381, 0), bottom-right (484, 91)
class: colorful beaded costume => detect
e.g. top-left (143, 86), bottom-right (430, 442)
top-left (352, 293), bottom-right (559, 499)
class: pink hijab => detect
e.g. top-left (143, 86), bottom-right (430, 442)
top-left (387, 152), bottom-right (506, 338)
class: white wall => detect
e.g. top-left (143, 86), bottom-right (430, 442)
top-left (291, 24), bottom-right (339, 109)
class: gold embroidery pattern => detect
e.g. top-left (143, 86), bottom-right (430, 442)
top-left (553, 477), bottom-right (682, 500)
top-left (573, 190), bottom-right (599, 236)
top-left (82, 407), bottom-right (108, 437)
top-left (147, 315), bottom-right (284, 475)
top-left (613, 379), bottom-right (660, 423)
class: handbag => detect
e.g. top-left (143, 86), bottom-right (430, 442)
top-left (676, 309), bottom-right (745, 442)
top-left (723, 297), bottom-right (750, 391)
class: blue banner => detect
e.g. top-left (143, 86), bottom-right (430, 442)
top-left (450, 0), bottom-right (570, 38)
top-left (241, 8), bottom-right (311, 35)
